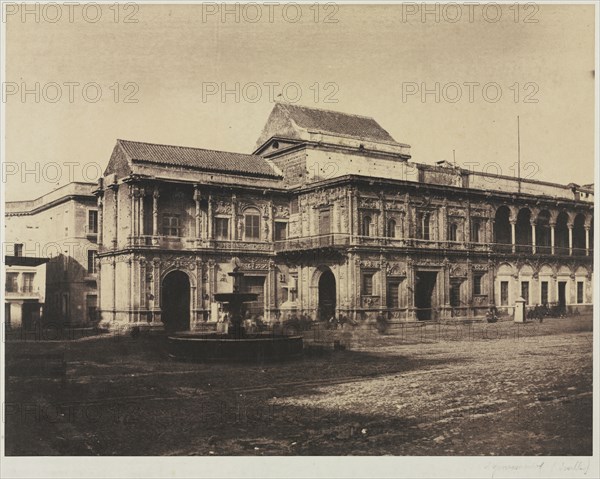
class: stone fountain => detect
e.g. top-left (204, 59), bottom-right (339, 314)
top-left (167, 258), bottom-right (303, 362)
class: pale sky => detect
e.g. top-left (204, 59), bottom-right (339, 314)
top-left (4, 3), bottom-right (596, 201)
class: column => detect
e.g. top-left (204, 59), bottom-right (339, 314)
top-left (194, 186), bottom-right (202, 239)
top-left (466, 261), bottom-right (473, 317)
top-left (352, 189), bottom-right (359, 239)
top-left (380, 257), bottom-right (387, 313)
top-left (465, 200), bottom-right (471, 244)
top-left (568, 224), bottom-right (573, 255)
top-left (139, 190), bottom-right (145, 237)
top-left (196, 259), bottom-right (204, 322)
top-left (488, 262), bottom-right (495, 306)
top-left (510, 220), bottom-right (516, 253)
top-left (112, 185), bottom-right (119, 248)
top-left (530, 220), bottom-right (537, 254)
top-left (152, 258), bottom-right (161, 325)
top-left (128, 258), bottom-right (133, 322)
top-left (266, 200), bottom-right (274, 242)
top-left (585, 226), bottom-right (590, 256)
top-left (406, 260), bottom-right (416, 320)
top-left (152, 187), bottom-right (160, 236)
top-left (97, 195), bottom-right (104, 247)
top-left (267, 260), bottom-right (277, 322)
top-left (378, 192), bottom-right (385, 238)
top-left (441, 202), bottom-right (448, 242)
top-left (346, 189), bottom-right (353, 238)
top-left (129, 186), bottom-right (136, 243)
top-left (231, 194), bottom-right (237, 241)
top-left (207, 195), bottom-right (213, 239)
top-left (111, 258), bottom-right (117, 321)
top-left (549, 221), bottom-right (556, 255)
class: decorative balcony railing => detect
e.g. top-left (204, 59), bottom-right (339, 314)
top-left (122, 234), bottom-right (591, 257)
top-left (127, 235), bottom-right (272, 252)
top-left (492, 243), bottom-right (590, 256)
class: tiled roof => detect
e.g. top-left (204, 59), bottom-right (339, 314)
top-left (280, 103), bottom-right (398, 143)
top-left (118, 139), bottom-right (281, 178)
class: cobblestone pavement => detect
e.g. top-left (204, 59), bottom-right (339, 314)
top-left (4, 316), bottom-right (593, 455)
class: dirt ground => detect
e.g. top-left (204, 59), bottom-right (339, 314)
top-left (4, 316), bottom-right (593, 456)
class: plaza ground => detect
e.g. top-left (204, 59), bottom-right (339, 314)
top-left (4, 315), bottom-right (593, 456)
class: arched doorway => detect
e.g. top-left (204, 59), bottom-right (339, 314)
top-left (161, 270), bottom-right (190, 332)
top-left (318, 269), bottom-right (336, 321)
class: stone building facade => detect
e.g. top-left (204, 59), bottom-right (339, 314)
top-left (5, 182), bottom-right (100, 326)
top-left (95, 103), bottom-right (594, 332)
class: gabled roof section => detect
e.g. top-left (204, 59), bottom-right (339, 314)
top-left (255, 102), bottom-right (406, 151)
top-left (105, 139), bottom-right (281, 179)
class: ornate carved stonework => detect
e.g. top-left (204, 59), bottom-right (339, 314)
top-left (386, 263), bottom-right (406, 276)
top-left (450, 264), bottom-right (467, 278)
top-left (214, 199), bottom-right (232, 215)
top-left (274, 204), bottom-right (290, 218)
top-left (359, 197), bottom-right (379, 210)
top-left (360, 260), bottom-right (379, 269)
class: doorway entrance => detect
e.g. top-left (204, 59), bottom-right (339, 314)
top-left (558, 281), bottom-right (567, 314)
top-left (242, 275), bottom-right (265, 317)
top-left (415, 271), bottom-right (438, 320)
top-left (161, 271), bottom-right (191, 332)
top-left (318, 269), bottom-right (336, 320)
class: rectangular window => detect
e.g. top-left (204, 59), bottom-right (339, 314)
top-left (290, 198), bottom-right (299, 214)
top-left (448, 223), bottom-right (457, 242)
top-left (87, 250), bottom-right (97, 274)
top-left (500, 281), bottom-right (509, 306)
top-left (245, 214), bottom-right (260, 239)
top-left (577, 281), bottom-right (584, 304)
top-left (275, 222), bottom-right (287, 241)
top-left (6, 272), bottom-right (19, 292)
top-left (319, 208), bottom-right (331, 236)
top-left (215, 218), bottom-right (229, 239)
top-left (162, 214), bottom-right (181, 237)
top-left (471, 220), bottom-right (481, 243)
top-left (418, 212), bottom-right (430, 240)
top-left (362, 273), bottom-right (374, 296)
top-left (387, 282), bottom-right (400, 309)
top-left (473, 274), bottom-right (483, 295)
top-left (22, 273), bottom-right (34, 293)
top-left (541, 281), bottom-right (549, 305)
top-left (521, 281), bottom-right (530, 305)
top-left (14, 244), bottom-right (23, 257)
top-left (88, 210), bottom-right (98, 234)
top-left (450, 282), bottom-right (461, 307)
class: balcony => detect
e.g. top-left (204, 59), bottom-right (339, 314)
top-left (491, 243), bottom-right (590, 257)
top-left (274, 234), bottom-right (351, 252)
top-left (127, 235), bottom-right (272, 252)
top-left (275, 234), bottom-right (493, 253)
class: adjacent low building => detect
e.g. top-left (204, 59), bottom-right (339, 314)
top-left (92, 102), bottom-right (594, 332)
top-left (5, 254), bottom-right (48, 329)
top-left (5, 182), bottom-right (99, 327)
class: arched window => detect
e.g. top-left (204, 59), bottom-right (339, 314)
top-left (417, 212), bottom-right (431, 240)
top-left (244, 208), bottom-right (261, 240)
top-left (448, 223), bottom-right (458, 242)
top-left (362, 216), bottom-right (372, 237)
top-left (387, 219), bottom-right (397, 238)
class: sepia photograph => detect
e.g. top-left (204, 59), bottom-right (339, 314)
top-left (1, 1), bottom-right (598, 478)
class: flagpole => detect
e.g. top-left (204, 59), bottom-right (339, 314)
top-left (517, 115), bottom-right (521, 194)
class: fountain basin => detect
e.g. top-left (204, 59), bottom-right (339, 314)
top-left (167, 332), bottom-right (303, 362)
